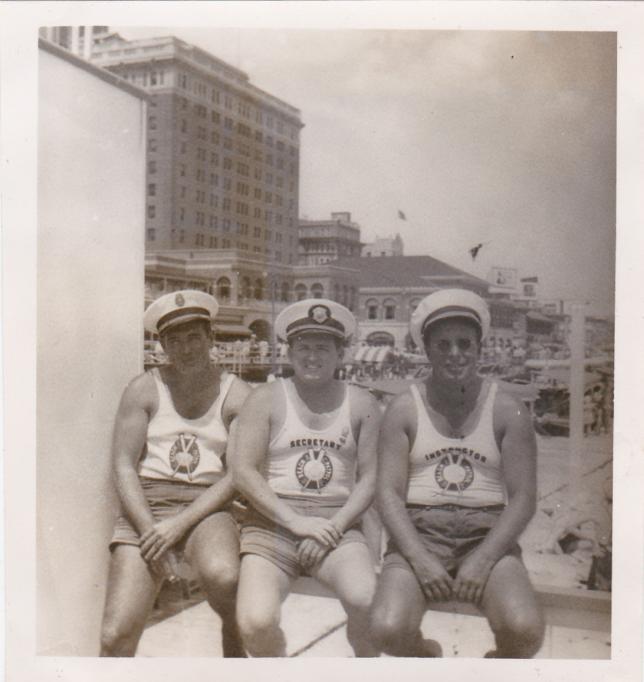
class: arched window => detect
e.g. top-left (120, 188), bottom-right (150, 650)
top-left (216, 276), bottom-right (231, 303)
top-left (294, 283), bottom-right (307, 301)
top-left (366, 298), bottom-right (379, 320)
top-left (280, 281), bottom-right (290, 303)
top-left (241, 276), bottom-right (252, 301)
top-left (311, 283), bottom-right (324, 299)
top-left (254, 278), bottom-right (264, 300)
top-left (383, 298), bottom-right (396, 321)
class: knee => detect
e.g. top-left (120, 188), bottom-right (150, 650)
top-left (369, 605), bottom-right (413, 654)
top-left (198, 560), bottom-right (239, 596)
top-left (492, 609), bottom-right (545, 657)
top-left (100, 620), bottom-right (140, 657)
top-left (343, 576), bottom-right (376, 614)
top-left (237, 608), bottom-right (282, 656)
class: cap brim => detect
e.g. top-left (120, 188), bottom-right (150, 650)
top-left (285, 325), bottom-right (346, 340)
top-left (158, 313), bottom-right (213, 335)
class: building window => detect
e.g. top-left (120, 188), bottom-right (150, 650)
top-left (254, 279), bottom-right (264, 300)
top-left (148, 183), bottom-right (156, 196)
top-left (148, 161), bottom-right (156, 174)
top-left (241, 277), bottom-right (252, 300)
top-left (366, 299), bottom-right (379, 320)
top-left (147, 228), bottom-right (156, 241)
top-left (384, 299), bottom-right (396, 320)
top-left (147, 205), bottom-right (156, 219)
top-left (149, 139), bottom-right (157, 152)
top-left (311, 283), bottom-right (324, 299)
top-left (295, 283), bottom-right (307, 301)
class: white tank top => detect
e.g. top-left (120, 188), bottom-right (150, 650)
top-left (406, 381), bottom-right (506, 507)
top-left (138, 368), bottom-right (234, 485)
top-left (265, 378), bottom-right (358, 503)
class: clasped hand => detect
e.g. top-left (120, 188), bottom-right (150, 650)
top-left (139, 516), bottom-right (189, 563)
top-left (411, 550), bottom-right (494, 604)
top-left (288, 515), bottom-right (342, 548)
top-left (451, 551), bottom-right (494, 605)
top-left (297, 537), bottom-right (331, 570)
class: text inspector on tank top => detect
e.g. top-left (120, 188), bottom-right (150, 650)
top-left (138, 368), bottom-right (235, 486)
top-left (406, 381), bottom-right (506, 507)
top-left (265, 378), bottom-right (358, 503)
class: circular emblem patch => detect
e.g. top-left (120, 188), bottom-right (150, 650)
top-left (435, 449), bottom-right (474, 492)
top-left (175, 293), bottom-right (186, 307)
top-left (295, 448), bottom-right (333, 491)
top-left (309, 304), bottom-right (331, 325)
top-left (169, 433), bottom-right (200, 480)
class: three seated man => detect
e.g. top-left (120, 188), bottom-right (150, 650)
top-left (101, 288), bottom-right (543, 658)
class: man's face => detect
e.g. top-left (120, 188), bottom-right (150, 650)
top-left (288, 332), bottom-right (343, 384)
top-left (424, 318), bottom-right (481, 384)
top-left (161, 320), bottom-right (213, 373)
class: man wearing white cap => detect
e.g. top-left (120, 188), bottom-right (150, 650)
top-left (100, 290), bottom-right (250, 657)
top-left (231, 299), bottom-right (381, 656)
top-left (370, 289), bottom-right (544, 658)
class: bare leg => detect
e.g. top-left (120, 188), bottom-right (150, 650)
top-left (369, 564), bottom-right (441, 657)
top-left (100, 545), bottom-right (163, 656)
top-left (236, 554), bottom-right (293, 657)
top-left (184, 511), bottom-right (244, 657)
top-left (480, 555), bottom-right (544, 658)
top-left (312, 542), bottom-right (378, 657)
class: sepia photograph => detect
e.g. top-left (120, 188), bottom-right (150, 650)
top-left (3, 2), bottom-right (644, 682)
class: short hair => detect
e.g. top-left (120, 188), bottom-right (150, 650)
top-left (422, 315), bottom-right (483, 348)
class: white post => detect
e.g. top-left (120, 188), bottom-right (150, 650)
top-left (569, 303), bottom-right (586, 499)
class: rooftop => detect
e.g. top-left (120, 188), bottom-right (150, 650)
top-left (334, 255), bottom-right (490, 292)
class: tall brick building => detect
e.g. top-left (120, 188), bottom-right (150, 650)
top-left (91, 34), bottom-right (304, 263)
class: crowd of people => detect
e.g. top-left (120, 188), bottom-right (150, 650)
top-left (100, 287), bottom-right (547, 658)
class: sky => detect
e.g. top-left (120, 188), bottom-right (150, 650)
top-left (116, 27), bottom-right (616, 316)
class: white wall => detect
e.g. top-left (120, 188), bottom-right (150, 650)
top-left (37, 45), bottom-right (146, 655)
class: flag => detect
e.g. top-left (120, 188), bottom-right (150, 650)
top-left (520, 276), bottom-right (539, 283)
top-left (469, 243), bottom-right (484, 260)
top-left (397, 210), bottom-right (407, 221)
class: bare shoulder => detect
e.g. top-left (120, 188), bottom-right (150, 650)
top-left (383, 387), bottom-right (417, 423)
top-left (493, 383), bottom-right (535, 437)
top-left (239, 379), bottom-right (279, 414)
top-left (222, 373), bottom-right (253, 416)
top-left (347, 383), bottom-right (381, 419)
top-left (119, 370), bottom-right (158, 412)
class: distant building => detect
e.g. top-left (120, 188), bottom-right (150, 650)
top-left (39, 26), bottom-right (111, 60)
top-left (298, 212), bottom-right (363, 265)
top-left (335, 255), bottom-right (490, 348)
top-left (362, 234), bottom-right (404, 258)
top-left (87, 32), bottom-right (304, 262)
top-left (145, 249), bottom-right (359, 341)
